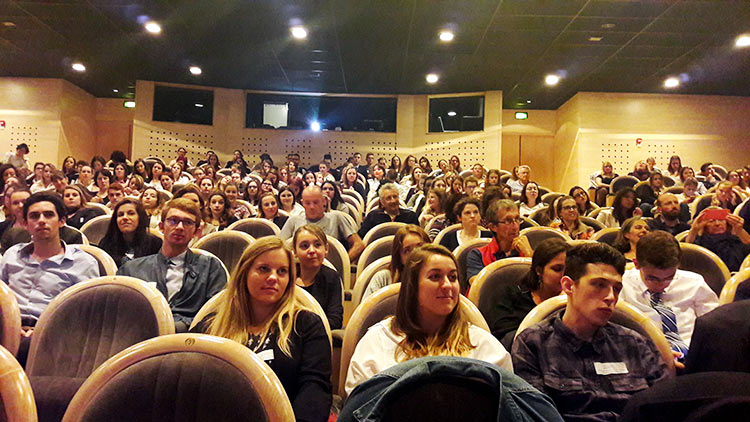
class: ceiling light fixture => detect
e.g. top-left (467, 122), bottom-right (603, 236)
top-left (189, 66), bottom-right (202, 75)
top-left (113, 89), bottom-right (119, 93)
top-left (447, 111), bottom-right (457, 116)
top-left (736, 34), bottom-right (750, 48)
top-left (588, 36), bottom-right (603, 42)
top-left (71, 62), bottom-right (86, 72)
top-left (194, 103), bottom-right (204, 108)
top-left (664, 77), bottom-right (680, 88)
top-left (601, 23), bottom-right (616, 29)
top-left (425, 73), bottom-right (439, 84)
top-left (291, 26), bottom-right (307, 39)
top-left (1, 21), bottom-right (15, 27)
top-left (439, 30), bottom-right (454, 42)
top-left (310, 121), bottom-right (321, 131)
top-left (144, 21), bottom-right (161, 34)
top-left (545, 74), bottom-right (560, 86)
top-left (526, 100), bottom-right (532, 104)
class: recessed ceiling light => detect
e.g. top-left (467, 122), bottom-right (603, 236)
top-left (736, 34), bottom-right (750, 47)
top-left (189, 66), bottom-right (202, 75)
top-left (291, 26), bottom-right (307, 39)
top-left (71, 62), bottom-right (86, 72)
top-left (425, 73), bottom-right (439, 84)
top-left (144, 21), bottom-right (161, 34)
top-left (601, 23), bottom-right (616, 29)
top-left (113, 89), bottom-right (119, 93)
top-left (1, 21), bottom-right (15, 28)
top-left (439, 30), bottom-right (454, 42)
top-left (194, 103), bottom-right (204, 108)
top-left (447, 111), bottom-right (457, 117)
top-left (526, 100), bottom-right (532, 104)
top-left (589, 36), bottom-right (603, 42)
top-left (310, 121), bottom-right (321, 131)
top-left (664, 77), bottom-right (680, 88)
top-left (545, 74), bottom-right (560, 86)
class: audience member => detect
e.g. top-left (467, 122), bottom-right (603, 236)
top-left (466, 199), bottom-right (532, 283)
top-left (292, 225), bottom-right (343, 329)
top-left (205, 191), bottom-right (238, 231)
top-left (507, 165), bottom-right (530, 194)
top-left (693, 180), bottom-right (742, 216)
top-left (620, 231), bottom-right (719, 358)
top-left (569, 185), bottom-right (596, 216)
top-left (592, 161), bottom-right (619, 206)
top-left (258, 191), bottom-right (288, 229)
top-left (550, 195), bottom-right (595, 240)
top-left (0, 192), bottom-right (100, 363)
top-left (140, 186), bottom-right (165, 229)
top-left (358, 183), bottom-right (419, 238)
top-left (278, 186), bottom-right (304, 217)
top-left (698, 162), bottom-right (719, 189)
top-left (513, 242), bottom-right (669, 421)
top-left (98, 199), bottom-right (162, 267)
top-left (363, 225), bottom-right (430, 299)
top-left (678, 166), bottom-right (707, 194)
top-left (280, 185), bottom-right (365, 260)
top-left (597, 188), bottom-right (642, 228)
top-left (666, 155), bottom-right (682, 179)
top-left (106, 182), bottom-right (125, 210)
top-left (635, 172), bottom-right (664, 214)
top-left (4, 143), bottom-right (30, 172)
top-left (192, 237), bottom-right (332, 422)
top-left (118, 198), bottom-right (228, 332)
top-left (613, 216), bottom-right (650, 262)
top-left (63, 185), bottom-right (100, 229)
top-left (648, 193), bottom-right (691, 235)
top-left (630, 160), bottom-right (650, 181)
top-left (224, 182), bottom-right (254, 219)
top-left (685, 300), bottom-right (750, 374)
top-left (685, 208), bottom-right (750, 272)
top-left (346, 244), bottom-right (512, 395)
top-left (490, 238), bottom-right (568, 348)
top-left (439, 197), bottom-right (492, 252)
top-left (519, 181), bottom-right (545, 217)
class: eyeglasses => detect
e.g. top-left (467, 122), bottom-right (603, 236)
top-left (165, 217), bottom-right (197, 228)
top-left (562, 205), bottom-right (578, 211)
top-left (497, 218), bottom-right (522, 225)
top-left (573, 192), bottom-right (586, 198)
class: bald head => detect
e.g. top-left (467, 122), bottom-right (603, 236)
top-left (301, 185), bottom-right (326, 220)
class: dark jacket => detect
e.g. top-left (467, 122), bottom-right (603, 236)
top-left (340, 356), bottom-right (564, 422)
top-left (357, 208), bottom-right (419, 239)
top-left (117, 249), bottom-right (227, 332)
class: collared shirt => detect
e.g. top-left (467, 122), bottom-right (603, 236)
top-left (620, 268), bottom-right (718, 347)
top-left (0, 241), bottom-right (100, 321)
top-left (165, 250), bottom-right (187, 301)
top-left (512, 314), bottom-right (669, 422)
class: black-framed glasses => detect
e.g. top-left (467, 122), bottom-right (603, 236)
top-left (165, 217), bottom-right (197, 228)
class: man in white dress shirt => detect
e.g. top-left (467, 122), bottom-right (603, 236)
top-left (620, 231), bottom-right (718, 361)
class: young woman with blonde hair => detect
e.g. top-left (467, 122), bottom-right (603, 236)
top-left (193, 237), bottom-right (332, 422)
top-left (345, 244), bottom-right (511, 394)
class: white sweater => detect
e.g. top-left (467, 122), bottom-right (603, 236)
top-left (345, 317), bottom-right (512, 395)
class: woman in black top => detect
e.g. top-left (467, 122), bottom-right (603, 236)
top-left (192, 237), bottom-right (332, 422)
top-left (63, 185), bottom-right (102, 229)
top-left (98, 199), bottom-right (162, 267)
top-left (205, 191), bottom-right (238, 231)
top-left (258, 191), bottom-right (289, 229)
top-left (489, 238), bottom-right (568, 349)
top-left (293, 224), bottom-right (343, 329)
top-left (439, 197), bottom-right (492, 252)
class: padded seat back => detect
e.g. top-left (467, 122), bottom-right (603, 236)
top-left (355, 236), bottom-right (394, 282)
top-left (0, 345), bottom-right (36, 422)
top-left (362, 222), bottom-right (406, 245)
top-left (591, 227), bottom-right (620, 246)
top-left (193, 231), bottom-right (255, 276)
top-left (77, 244), bottom-right (118, 276)
top-left (62, 334), bottom-right (294, 422)
top-left (325, 236), bottom-right (352, 289)
top-left (580, 216), bottom-right (605, 232)
top-left (468, 258), bottom-right (532, 319)
top-left (80, 215), bottom-right (111, 245)
top-left (679, 243), bottom-right (731, 296)
top-left (610, 175), bottom-right (639, 194)
top-left (454, 238), bottom-right (491, 294)
top-left (0, 282), bottom-right (21, 356)
top-left (227, 218), bottom-right (280, 238)
top-left (519, 227), bottom-right (571, 250)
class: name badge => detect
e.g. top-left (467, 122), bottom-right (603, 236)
top-left (257, 349), bottom-right (274, 362)
top-left (594, 362), bottom-right (628, 375)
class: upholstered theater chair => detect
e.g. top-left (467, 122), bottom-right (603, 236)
top-left (26, 276), bottom-right (174, 422)
top-left (61, 334), bottom-right (294, 422)
top-left (0, 345), bottom-right (36, 422)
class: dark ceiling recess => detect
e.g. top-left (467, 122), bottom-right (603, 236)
top-left (2, 0), bottom-right (750, 109)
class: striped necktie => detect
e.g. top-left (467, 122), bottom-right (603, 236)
top-left (649, 290), bottom-right (689, 357)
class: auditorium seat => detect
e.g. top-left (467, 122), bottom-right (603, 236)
top-left (227, 217), bottom-right (280, 238)
top-left (362, 222), bottom-right (405, 245)
top-left (61, 334), bottom-right (294, 422)
top-left (325, 235), bottom-right (352, 290)
top-left (76, 244), bottom-right (118, 276)
top-left (516, 296), bottom-right (675, 376)
top-left (350, 256), bottom-right (391, 319)
top-left (0, 344), bottom-right (36, 422)
top-left (718, 269), bottom-right (750, 304)
top-left (454, 237), bottom-right (491, 294)
top-left (84, 202), bottom-right (110, 215)
top-left (27, 276), bottom-right (174, 422)
top-left (580, 216), bottom-right (605, 232)
top-left (0, 281), bottom-right (21, 356)
top-left (519, 227), bottom-right (572, 250)
top-left (610, 175), bottom-right (639, 194)
top-left (192, 230), bottom-right (254, 276)
top-left (339, 283), bottom-right (487, 397)
top-left (190, 248), bottom-right (231, 281)
top-left (355, 236), bottom-right (393, 282)
top-left (79, 215), bottom-right (111, 245)
top-left (678, 243), bottom-right (731, 296)
top-left (591, 227), bottom-right (620, 245)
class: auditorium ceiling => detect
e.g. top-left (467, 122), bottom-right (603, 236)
top-left (2, 0), bottom-right (750, 109)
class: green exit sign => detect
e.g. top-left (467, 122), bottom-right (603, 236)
top-left (515, 112), bottom-right (528, 120)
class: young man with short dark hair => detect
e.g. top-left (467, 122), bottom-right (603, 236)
top-left (620, 231), bottom-right (718, 358)
top-left (118, 198), bottom-right (227, 332)
top-left (513, 242), bottom-right (670, 421)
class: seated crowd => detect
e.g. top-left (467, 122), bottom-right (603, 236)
top-left (2, 142), bottom-right (750, 421)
